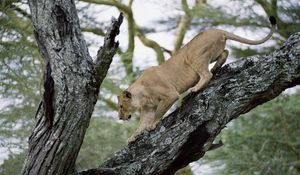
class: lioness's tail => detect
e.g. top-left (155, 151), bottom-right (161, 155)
top-left (223, 16), bottom-right (277, 45)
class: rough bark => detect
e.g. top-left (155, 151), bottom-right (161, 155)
top-left (21, 1), bottom-right (122, 175)
top-left (79, 32), bottom-right (300, 175)
top-left (94, 13), bottom-right (123, 89)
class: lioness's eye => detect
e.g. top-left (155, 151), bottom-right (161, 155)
top-left (120, 105), bottom-right (123, 108)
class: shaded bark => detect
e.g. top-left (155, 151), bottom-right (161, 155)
top-left (79, 32), bottom-right (300, 175)
top-left (21, 1), bottom-right (122, 175)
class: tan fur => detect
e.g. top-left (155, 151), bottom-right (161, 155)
top-left (118, 18), bottom-right (276, 143)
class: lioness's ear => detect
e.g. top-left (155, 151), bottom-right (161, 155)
top-left (123, 90), bottom-right (132, 99)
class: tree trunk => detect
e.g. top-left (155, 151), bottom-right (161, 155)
top-left (79, 32), bottom-right (300, 175)
top-left (21, 1), bottom-right (122, 175)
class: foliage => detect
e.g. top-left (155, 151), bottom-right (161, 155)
top-left (76, 117), bottom-right (135, 170)
top-left (0, 0), bottom-right (40, 154)
top-left (0, 152), bottom-right (26, 175)
top-left (202, 90), bottom-right (300, 175)
top-left (175, 166), bottom-right (193, 175)
top-left (0, 3), bottom-right (41, 174)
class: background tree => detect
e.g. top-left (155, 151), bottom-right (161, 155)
top-left (0, 0), bottom-right (41, 166)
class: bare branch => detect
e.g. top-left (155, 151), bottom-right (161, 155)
top-left (80, 0), bottom-right (135, 75)
top-left (161, 46), bottom-right (173, 56)
top-left (98, 95), bottom-right (118, 110)
top-left (94, 13), bottom-right (123, 87)
top-left (173, 15), bottom-right (191, 51)
top-left (173, 0), bottom-right (193, 51)
top-left (81, 27), bottom-right (105, 36)
top-left (136, 27), bottom-right (165, 64)
top-left (173, 0), bottom-right (206, 51)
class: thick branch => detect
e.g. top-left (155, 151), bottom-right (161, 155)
top-left (79, 33), bottom-right (300, 175)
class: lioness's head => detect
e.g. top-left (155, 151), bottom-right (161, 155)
top-left (117, 90), bottom-right (134, 120)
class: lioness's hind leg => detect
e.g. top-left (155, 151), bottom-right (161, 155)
top-left (211, 50), bottom-right (229, 74)
top-left (185, 53), bottom-right (213, 92)
top-left (190, 71), bottom-right (213, 92)
top-left (189, 64), bottom-right (212, 92)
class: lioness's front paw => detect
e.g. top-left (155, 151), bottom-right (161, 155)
top-left (147, 123), bottom-right (157, 131)
top-left (147, 120), bottom-right (160, 131)
top-left (210, 68), bottom-right (217, 74)
top-left (127, 136), bottom-right (136, 144)
top-left (189, 86), bottom-right (199, 93)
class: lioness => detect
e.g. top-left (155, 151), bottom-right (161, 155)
top-left (118, 16), bottom-right (276, 143)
